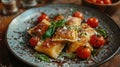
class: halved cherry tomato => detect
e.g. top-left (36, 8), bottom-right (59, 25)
top-left (38, 12), bottom-right (49, 22)
top-left (76, 46), bottom-right (91, 59)
top-left (103, 0), bottom-right (112, 4)
top-left (73, 11), bottom-right (84, 20)
top-left (29, 37), bottom-right (39, 47)
top-left (87, 17), bottom-right (99, 28)
top-left (89, 34), bottom-right (105, 48)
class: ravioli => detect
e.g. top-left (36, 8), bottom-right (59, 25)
top-left (67, 23), bottom-right (96, 53)
top-left (28, 19), bottom-right (50, 38)
top-left (52, 26), bottom-right (78, 42)
top-left (52, 17), bottom-right (81, 42)
top-left (35, 38), bottom-right (65, 59)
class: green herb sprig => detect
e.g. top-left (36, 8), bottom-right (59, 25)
top-left (35, 54), bottom-right (50, 62)
top-left (59, 52), bottom-right (77, 59)
top-left (96, 28), bottom-right (108, 38)
top-left (42, 19), bottom-right (66, 40)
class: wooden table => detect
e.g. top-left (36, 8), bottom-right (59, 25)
top-left (0, 0), bottom-right (120, 67)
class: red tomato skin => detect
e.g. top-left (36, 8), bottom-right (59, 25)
top-left (89, 35), bottom-right (105, 48)
top-left (87, 17), bottom-right (99, 28)
top-left (103, 0), bottom-right (112, 4)
top-left (87, 0), bottom-right (112, 4)
top-left (96, 0), bottom-right (104, 4)
top-left (76, 47), bottom-right (91, 59)
top-left (29, 37), bottom-right (39, 47)
top-left (89, 35), bottom-right (97, 45)
top-left (38, 13), bottom-right (49, 22)
top-left (95, 37), bottom-right (105, 47)
top-left (73, 11), bottom-right (84, 20)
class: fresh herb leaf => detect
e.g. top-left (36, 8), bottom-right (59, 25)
top-left (66, 53), bottom-right (77, 59)
top-left (42, 19), bottom-right (66, 40)
top-left (35, 54), bottom-right (50, 62)
top-left (54, 19), bottom-right (66, 27)
top-left (42, 26), bottom-right (55, 40)
top-left (96, 28), bottom-right (108, 38)
top-left (59, 52), bottom-right (76, 59)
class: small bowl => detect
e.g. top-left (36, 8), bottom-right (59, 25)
top-left (83, 0), bottom-right (120, 15)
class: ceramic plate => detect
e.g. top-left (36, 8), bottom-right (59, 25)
top-left (6, 4), bottom-right (120, 67)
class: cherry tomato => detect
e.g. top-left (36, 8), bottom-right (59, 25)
top-left (96, 0), bottom-right (104, 4)
top-left (76, 46), bottom-right (91, 59)
top-left (87, 17), bottom-right (99, 28)
top-left (89, 34), bottom-right (105, 48)
top-left (38, 13), bottom-right (49, 22)
top-left (103, 0), bottom-right (112, 4)
top-left (29, 37), bottom-right (39, 47)
top-left (87, 0), bottom-right (112, 4)
top-left (73, 11), bottom-right (84, 20)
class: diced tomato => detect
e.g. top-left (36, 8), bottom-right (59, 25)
top-left (89, 34), bottom-right (105, 48)
top-left (76, 46), bottom-right (91, 59)
top-left (87, 17), bottom-right (99, 28)
top-left (73, 11), bottom-right (84, 20)
top-left (38, 13), bottom-right (49, 22)
top-left (29, 37), bottom-right (39, 47)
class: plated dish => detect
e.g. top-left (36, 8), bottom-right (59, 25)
top-left (6, 4), bottom-right (120, 67)
top-left (28, 11), bottom-right (107, 59)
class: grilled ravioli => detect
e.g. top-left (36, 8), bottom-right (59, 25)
top-left (67, 23), bottom-right (96, 53)
top-left (67, 36), bottom-right (93, 53)
top-left (35, 38), bottom-right (65, 59)
top-left (52, 17), bottom-right (81, 42)
top-left (28, 19), bottom-right (50, 37)
top-left (52, 26), bottom-right (78, 42)
top-left (66, 16), bottom-right (81, 26)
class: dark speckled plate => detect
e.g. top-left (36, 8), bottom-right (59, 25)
top-left (6, 4), bottom-right (120, 67)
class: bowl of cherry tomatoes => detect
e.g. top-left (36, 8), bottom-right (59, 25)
top-left (84, 0), bottom-right (120, 6)
top-left (83, 0), bottom-right (120, 13)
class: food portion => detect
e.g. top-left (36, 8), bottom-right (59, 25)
top-left (35, 38), bottom-right (65, 59)
top-left (52, 16), bottom-right (81, 42)
top-left (86, 0), bottom-right (112, 4)
top-left (28, 11), bottom-right (108, 61)
top-left (67, 23), bottom-right (96, 53)
top-left (28, 19), bottom-right (50, 38)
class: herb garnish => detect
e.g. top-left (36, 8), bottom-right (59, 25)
top-left (96, 28), bottom-right (108, 38)
top-left (59, 52), bottom-right (77, 59)
top-left (35, 54), bottom-right (50, 62)
top-left (42, 19), bottom-right (66, 40)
